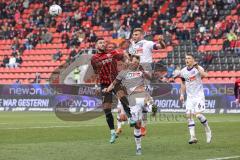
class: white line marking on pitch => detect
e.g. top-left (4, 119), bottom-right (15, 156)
top-left (206, 155), bottom-right (240, 160)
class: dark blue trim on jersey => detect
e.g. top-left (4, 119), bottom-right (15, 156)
top-left (187, 66), bottom-right (194, 71)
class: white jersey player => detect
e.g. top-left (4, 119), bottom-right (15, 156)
top-left (179, 54), bottom-right (212, 144)
top-left (104, 55), bottom-right (151, 155)
top-left (128, 28), bottom-right (166, 136)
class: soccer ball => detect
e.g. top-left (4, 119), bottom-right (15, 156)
top-left (49, 4), bottom-right (62, 16)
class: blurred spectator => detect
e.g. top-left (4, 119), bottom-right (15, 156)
top-left (77, 29), bottom-right (86, 43)
top-left (69, 34), bottom-right (80, 48)
top-left (101, 18), bottom-right (113, 31)
top-left (11, 37), bottom-right (20, 50)
top-left (88, 30), bottom-right (97, 42)
top-left (1, 55), bottom-right (9, 67)
top-left (56, 22), bottom-right (64, 33)
top-left (106, 42), bottom-right (117, 52)
top-left (112, 29), bottom-right (118, 39)
top-left (23, 0), bottom-right (29, 9)
top-left (227, 30), bottom-right (238, 49)
top-left (223, 38), bottom-right (231, 50)
top-left (6, 55), bottom-right (18, 68)
top-left (61, 31), bottom-right (69, 44)
top-left (117, 25), bottom-right (130, 39)
top-left (16, 55), bottom-right (23, 66)
top-left (23, 39), bottom-right (33, 50)
top-left (52, 49), bottom-right (62, 61)
top-left (67, 47), bottom-right (77, 64)
top-left (201, 53), bottom-right (213, 69)
top-left (164, 31), bottom-right (172, 45)
top-left (165, 64), bottom-right (175, 78)
top-left (41, 29), bottom-right (52, 44)
top-left (33, 72), bottom-right (41, 84)
top-left (15, 79), bottom-right (21, 84)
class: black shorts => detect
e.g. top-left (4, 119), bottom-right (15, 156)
top-left (114, 82), bottom-right (127, 94)
top-left (100, 84), bottom-right (113, 104)
top-left (100, 83), bottom-right (127, 104)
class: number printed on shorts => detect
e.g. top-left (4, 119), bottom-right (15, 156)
top-left (198, 103), bottom-right (203, 109)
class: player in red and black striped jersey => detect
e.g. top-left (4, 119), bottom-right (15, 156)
top-left (234, 78), bottom-right (240, 104)
top-left (91, 38), bottom-right (133, 143)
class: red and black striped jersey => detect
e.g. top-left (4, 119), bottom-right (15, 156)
top-left (234, 79), bottom-right (240, 99)
top-left (91, 50), bottom-right (123, 85)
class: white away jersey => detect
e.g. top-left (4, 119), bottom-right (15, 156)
top-left (128, 40), bottom-right (155, 63)
top-left (180, 66), bottom-right (205, 99)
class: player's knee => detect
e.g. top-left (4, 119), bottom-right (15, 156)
top-left (195, 113), bottom-right (207, 123)
top-left (135, 121), bottom-right (141, 129)
top-left (186, 114), bottom-right (192, 120)
top-left (116, 90), bottom-right (125, 98)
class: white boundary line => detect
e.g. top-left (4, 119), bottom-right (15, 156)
top-left (206, 156), bottom-right (240, 160)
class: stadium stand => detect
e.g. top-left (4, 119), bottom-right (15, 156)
top-left (0, 0), bottom-right (239, 84)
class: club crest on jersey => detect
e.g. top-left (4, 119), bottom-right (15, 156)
top-left (126, 71), bottom-right (142, 79)
top-left (191, 70), bottom-right (196, 74)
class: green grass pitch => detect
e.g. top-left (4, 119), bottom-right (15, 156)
top-left (0, 112), bottom-right (239, 160)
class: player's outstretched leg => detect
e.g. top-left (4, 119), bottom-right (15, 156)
top-left (196, 113), bottom-right (212, 143)
top-left (141, 109), bottom-right (147, 136)
top-left (119, 95), bottom-right (136, 127)
top-left (187, 118), bottom-right (198, 144)
top-left (134, 124), bottom-right (142, 155)
top-left (104, 108), bottom-right (116, 143)
top-left (116, 100), bottom-right (123, 137)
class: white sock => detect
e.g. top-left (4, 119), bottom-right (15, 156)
top-left (134, 128), bottom-right (142, 149)
top-left (117, 100), bottom-right (122, 129)
top-left (196, 114), bottom-right (210, 132)
top-left (117, 119), bottom-right (122, 129)
top-left (111, 129), bottom-right (115, 134)
top-left (188, 118), bottom-right (196, 139)
top-left (141, 112), bottom-right (147, 128)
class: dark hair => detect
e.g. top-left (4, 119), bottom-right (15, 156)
top-left (95, 37), bottom-right (104, 43)
top-left (186, 53), bottom-right (195, 59)
top-left (129, 54), bottom-right (140, 61)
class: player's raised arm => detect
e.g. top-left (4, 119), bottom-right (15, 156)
top-left (153, 35), bottom-right (166, 49)
top-left (194, 64), bottom-right (208, 77)
top-left (103, 79), bottom-right (118, 93)
top-left (90, 56), bottom-right (100, 84)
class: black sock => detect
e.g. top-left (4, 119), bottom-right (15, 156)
top-left (104, 108), bottom-right (114, 130)
top-left (120, 96), bottom-right (132, 118)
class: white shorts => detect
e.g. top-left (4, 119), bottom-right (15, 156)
top-left (117, 100), bottom-right (125, 114)
top-left (130, 98), bottom-right (144, 121)
top-left (186, 97), bottom-right (205, 114)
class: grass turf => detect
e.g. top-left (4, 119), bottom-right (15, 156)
top-left (0, 112), bottom-right (239, 160)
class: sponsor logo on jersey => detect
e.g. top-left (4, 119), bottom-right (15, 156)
top-left (126, 71), bottom-right (142, 79)
top-left (189, 75), bottom-right (196, 81)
